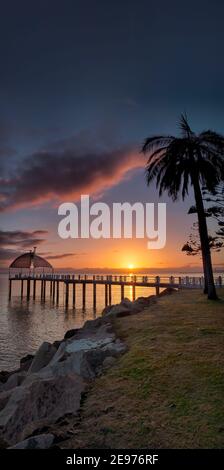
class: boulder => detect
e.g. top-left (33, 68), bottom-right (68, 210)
top-left (20, 354), bottom-right (34, 369)
top-left (121, 298), bottom-right (133, 308)
top-left (64, 329), bottom-right (80, 340)
top-left (0, 373), bottom-right (86, 445)
top-left (0, 306), bottom-right (128, 446)
top-left (0, 389), bottom-right (12, 413)
top-left (29, 328), bottom-right (117, 381)
top-left (52, 340), bottom-right (63, 350)
top-left (9, 433), bottom-right (55, 449)
top-left (159, 287), bottom-right (177, 296)
top-left (27, 342), bottom-right (57, 375)
top-left (102, 295), bottom-right (157, 318)
top-left (82, 317), bottom-right (104, 331)
top-left (102, 356), bottom-right (117, 368)
top-left (103, 304), bottom-right (131, 317)
top-left (101, 305), bottom-right (112, 315)
top-left (1, 372), bottom-right (26, 392)
top-left (0, 371), bottom-right (10, 384)
top-left (102, 339), bottom-right (127, 357)
top-left (0, 436), bottom-right (9, 449)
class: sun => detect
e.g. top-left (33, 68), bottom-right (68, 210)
top-left (128, 263), bottom-right (134, 270)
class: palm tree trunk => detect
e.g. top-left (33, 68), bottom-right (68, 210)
top-left (201, 252), bottom-right (208, 294)
top-left (191, 174), bottom-right (218, 300)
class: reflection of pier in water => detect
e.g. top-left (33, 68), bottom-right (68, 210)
top-left (8, 273), bottom-right (223, 308)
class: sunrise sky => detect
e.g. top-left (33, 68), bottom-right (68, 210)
top-left (1, 0), bottom-right (224, 271)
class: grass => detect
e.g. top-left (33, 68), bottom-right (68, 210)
top-left (62, 289), bottom-right (224, 449)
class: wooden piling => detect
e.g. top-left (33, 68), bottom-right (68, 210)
top-left (56, 281), bottom-right (59, 303)
top-left (108, 284), bottom-right (112, 305)
top-left (21, 279), bottom-right (24, 298)
top-left (33, 279), bottom-right (36, 299)
top-left (27, 279), bottom-right (30, 300)
top-left (155, 276), bottom-right (160, 296)
top-left (65, 283), bottom-right (69, 307)
top-left (121, 284), bottom-right (124, 301)
top-left (9, 279), bottom-right (12, 300)
top-left (93, 283), bottom-right (96, 309)
top-left (43, 280), bottom-right (46, 300)
top-left (133, 284), bottom-right (136, 301)
top-left (52, 281), bottom-right (56, 302)
top-left (72, 283), bottom-right (76, 305)
top-left (105, 284), bottom-right (108, 305)
top-left (40, 280), bottom-right (43, 299)
top-left (82, 283), bottom-right (86, 308)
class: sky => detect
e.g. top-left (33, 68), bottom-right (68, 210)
top-left (0, 0), bottom-right (224, 271)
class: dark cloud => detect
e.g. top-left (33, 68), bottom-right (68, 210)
top-left (0, 119), bottom-right (64, 175)
top-left (0, 248), bottom-right (21, 261)
top-left (42, 253), bottom-right (84, 260)
top-left (0, 230), bottom-right (48, 263)
top-left (0, 143), bottom-right (142, 211)
top-left (0, 230), bottom-right (48, 247)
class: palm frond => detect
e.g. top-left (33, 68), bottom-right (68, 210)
top-left (179, 113), bottom-right (194, 137)
top-left (141, 136), bottom-right (174, 154)
top-left (199, 130), bottom-right (224, 149)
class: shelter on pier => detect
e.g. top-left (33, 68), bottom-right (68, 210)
top-left (9, 247), bottom-right (53, 275)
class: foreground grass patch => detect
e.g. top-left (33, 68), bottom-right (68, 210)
top-left (62, 289), bottom-right (224, 449)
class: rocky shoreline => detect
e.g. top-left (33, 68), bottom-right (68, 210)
top-left (0, 288), bottom-right (175, 449)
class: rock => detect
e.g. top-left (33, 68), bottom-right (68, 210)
top-left (9, 433), bottom-right (55, 449)
top-left (121, 298), bottom-right (133, 308)
top-left (27, 342), bottom-right (57, 375)
top-left (102, 339), bottom-right (127, 357)
top-left (65, 336), bottom-right (114, 354)
top-left (0, 389), bottom-right (12, 413)
top-left (159, 287), bottom-right (177, 296)
top-left (34, 328), bottom-right (116, 380)
top-left (2, 372), bottom-right (26, 392)
top-left (0, 373), bottom-right (86, 445)
top-left (0, 371), bottom-right (11, 384)
top-left (115, 310), bottom-right (132, 318)
top-left (102, 295), bottom-right (157, 318)
top-left (64, 329), bottom-right (80, 340)
top-left (102, 356), bottom-right (117, 368)
top-left (52, 340), bottom-right (63, 350)
top-left (0, 436), bottom-right (9, 449)
top-left (101, 305), bottom-right (112, 315)
top-left (0, 301), bottom-right (128, 446)
top-left (103, 304), bottom-right (131, 317)
top-left (20, 354), bottom-right (34, 367)
top-left (82, 317), bottom-right (104, 331)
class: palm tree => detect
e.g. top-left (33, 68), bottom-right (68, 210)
top-left (141, 115), bottom-right (224, 300)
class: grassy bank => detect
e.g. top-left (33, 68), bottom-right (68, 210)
top-left (62, 289), bottom-right (224, 449)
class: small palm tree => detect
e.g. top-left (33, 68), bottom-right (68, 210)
top-left (141, 115), bottom-right (224, 300)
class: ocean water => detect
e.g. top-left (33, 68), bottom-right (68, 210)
top-left (0, 270), bottom-right (211, 371)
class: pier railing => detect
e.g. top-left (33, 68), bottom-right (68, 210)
top-left (8, 273), bottom-right (223, 306)
top-left (9, 272), bottom-right (223, 287)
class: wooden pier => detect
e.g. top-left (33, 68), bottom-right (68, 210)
top-left (8, 273), bottom-right (223, 307)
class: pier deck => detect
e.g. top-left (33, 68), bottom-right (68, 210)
top-left (8, 273), bottom-right (223, 307)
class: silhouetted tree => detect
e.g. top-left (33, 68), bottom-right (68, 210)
top-left (182, 222), bottom-right (224, 257)
top-left (142, 115), bottom-right (224, 300)
top-left (202, 183), bottom-right (224, 241)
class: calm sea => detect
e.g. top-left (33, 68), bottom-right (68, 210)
top-left (0, 271), bottom-right (206, 371)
